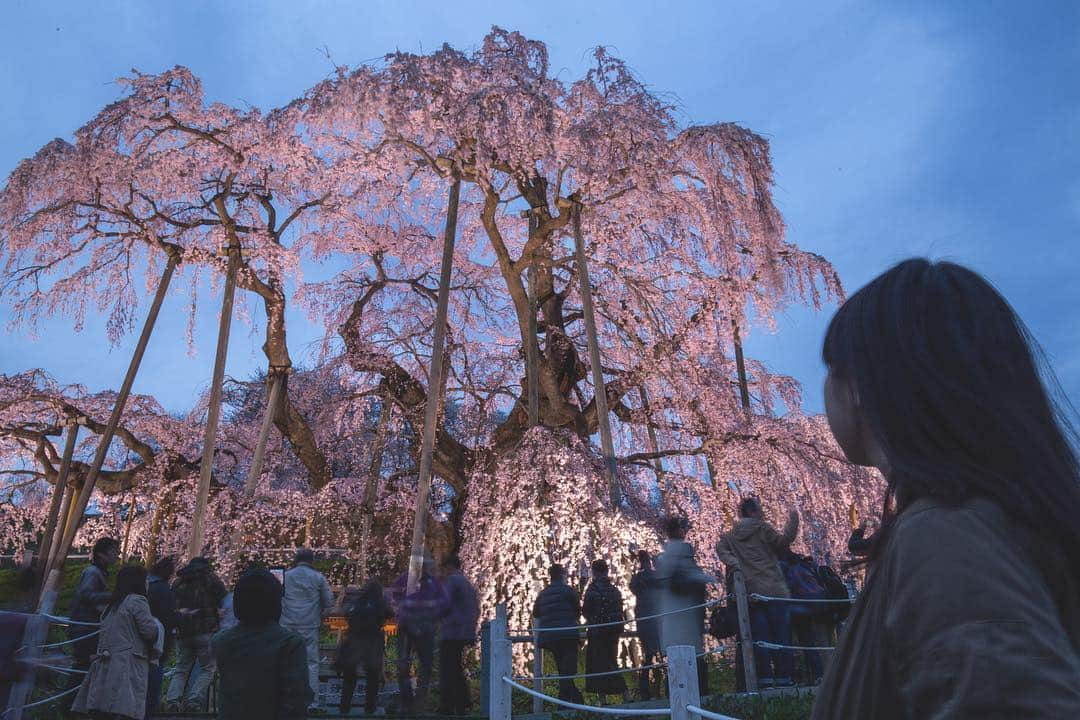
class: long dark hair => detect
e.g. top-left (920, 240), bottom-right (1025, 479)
top-left (106, 565), bottom-right (148, 615)
top-left (823, 259), bottom-right (1080, 583)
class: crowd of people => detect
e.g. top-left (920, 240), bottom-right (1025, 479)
top-left (60, 545), bottom-right (480, 719)
top-left (11, 257), bottom-right (1080, 718)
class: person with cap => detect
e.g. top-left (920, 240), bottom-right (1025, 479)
top-left (280, 547), bottom-right (335, 714)
top-left (389, 550), bottom-right (448, 713)
top-left (213, 568), bottom-right (310, 720)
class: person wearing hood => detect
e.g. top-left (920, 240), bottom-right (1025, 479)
top-left (716, 498), bottom-right (798, 687)
top-left (281, 548), bottom-right (335, 714)
top-left (213, 568), bottom-right (310, 720)
top-left (654, 516), bottom-right (716, 694)
top-left (164, 556), bottom-right (227, 712)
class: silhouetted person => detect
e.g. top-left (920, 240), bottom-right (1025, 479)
top-left (716, 497), bottom-right (798, 687)
top-left (846, 521), bottom-right (875, 557)
top-left (145, 555), bottom-right (178, 716)
top-left (69, 537), bottom-right (119, 670)
top-left (811, 259), bottom-right (1080, 718)
top-left (165, 556), bottom-right (227, 712)
top-left (533, 564), bottom-right (584, 704)
top-left (213, 568), bottom-right (309, 720)
top-left (582, 559), bottom-right (628, 704)
top-left (630, 550), bottom-right (661, 699)
top-left (390, 550), bottom-right (448, 713)
top-left (336, 579), bottom-right (392, 716)
top-left (439, 555), bottom-right (481, 715)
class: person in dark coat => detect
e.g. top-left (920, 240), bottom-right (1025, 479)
top-left (212, 568), bottom-right (310, 720)
top-left (439, 555), bottom-right (481, 715)
top-left (336, 580), bottom-right (392, 716)
top-left (389, 551), bottom-right (449, 713)
top-left (582, 559), bottom-right (628, 703)
top-left (145, 555), bottom-right (178, 716)
top-left (68, 537), bottom-right (119, 670)
top-left (164, 556), bottom-right (227, 712)
top-left (629, 550), bottom-right (661, 700)
top-left (532, 563), bottom-right (584, 704)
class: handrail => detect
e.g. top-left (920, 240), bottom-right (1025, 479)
top-left (687, 704), bottom-right (740, 720)
top-left (749, 593), bottom-right (853, 605)
top-left (502, 676), bottom-right (673, 716)
top-left (524, 597), bottom-right (723, 634)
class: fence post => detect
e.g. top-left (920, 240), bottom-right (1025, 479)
top-left (666, 645), bottom-right (700, 720)
top-left (532, 628), bottom-right (543, 713)
top-left (733, 570), bottom-right (758, 692)
top-left (489, 604), bottom-right (511, 720)
top-left (480, 619), bottom-right (491, 717)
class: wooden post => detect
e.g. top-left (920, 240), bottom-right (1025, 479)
top-left (406, 176), bottom-right (460, 594)
top-left (120, 485), bottom-right (138, 561)
top-left (525, 210), bottom-right (541, 427)
top-left (571, 203), bottom-right (621, 507)
top-left (666, 644), bottom-right (701, 720)
top-left (732, 321), bottom-right (751, 411)
top-left (242, 373), bottom-right (283, 497)
top-left (359, 389), bottom-right (392, 582)
top-left (639, 386), bottom-right (671, 511)
top-left (733, 569), bottom-right (758, 692)
top-left (188, 245), bottom-right (240, 558)
top-left (34, 420), bottom-right (79, 591)
top-left (532, 627), bottom-right (543, 713)
top-left (489, 604), bottom-right (511, 720)
top-left (40, 252), bottom-right (177, 602)
top-left (480, 619), bottom-right (491, 717)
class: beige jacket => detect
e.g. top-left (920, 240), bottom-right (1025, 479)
top-left (811, 497), bottom-right (1080, 719)
top-left (715, 511), bottom-right (799, 598)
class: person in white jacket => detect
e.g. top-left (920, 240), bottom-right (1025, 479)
top-left (280, 548), bottom-right (334, 713)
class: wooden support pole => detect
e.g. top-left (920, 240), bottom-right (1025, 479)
top-left (188, 245), bottom-right (240, 558)
top-left (525, 210), bottom-right (540, 427)
top-left (120, 485), bottom-right (138, 561)
top-left (14, 253), bottom-right (177, 720)
top-left (489, 604), bottom-right (511, 720)
top-left (242, 373), bottom-right (283, 498)
top-left (359, 389), bottom-right (392, 582)
top-left (666, 644), bottom-right (701, 720)
top-left (572, 203), bottom-right (621, 507)
top-left (732, 321), bottom-right (751, 411)
top-left (40, 252), bottom-right (178, 604)
top-left (406, 176), bottom-right (460, 594)
top-left (638, 385), bottom-right (671, 512)
top-left (733, 569), bottom-right (759, 692)
top-left (34, 421), bottom-right (79, 592)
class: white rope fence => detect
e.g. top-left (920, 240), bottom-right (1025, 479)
top-left (1, 685), bottom-right (80, 715)
top-left (3, 610), bottom-right (100, 719)
top-left (687, 704), bottom-right (741, 720)
top-left (517, 597), bottom-right (724, 634)
top-left (503, 676), bottom-right (673, 716)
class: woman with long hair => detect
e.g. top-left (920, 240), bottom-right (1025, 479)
top-left (72, 564), bottom-right (160, 720)
top-left (812, 259), bottom-right (1080, 717)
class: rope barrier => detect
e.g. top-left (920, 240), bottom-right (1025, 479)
top-left (30, 663), bottom-right (87, 675)
top-left (754, 640), bottom-right (836, 651)
top-left (749, 594), bottom-right (853, 605)
top-left (523, 598), bottom-right (724, 634)
top-left (39, 613), bottom-right (101, 627)
top-left (26, 629), bottom-right (101, 650)
top-left (502, 676), bottom-right (672, 716)
top-left (687, 704), bottom-right (741, 720)
top-left (1, 684), bottom-right (79, 714)
top-left (516, 659), bottom-right (668, 682)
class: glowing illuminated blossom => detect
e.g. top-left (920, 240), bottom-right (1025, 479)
top-left (0, 29), bottom-right (884, 601)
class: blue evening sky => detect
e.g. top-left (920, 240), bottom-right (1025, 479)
top-left (1, 0), bottom-right (1077, 415)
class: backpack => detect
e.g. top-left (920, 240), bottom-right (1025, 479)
top-left (815, 565), bottom-right (851, 621)
top-left (708, 602), bottom-right (738, 640)
top-left (347, 597), bottom-right (385, 635)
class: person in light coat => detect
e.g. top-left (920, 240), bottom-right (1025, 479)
top-left (73, 564), bottom-right (160, 720)
top-left (654, 516), bottom-right (716, 693)
top-left (280, 547), bottom-right (334, 713)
